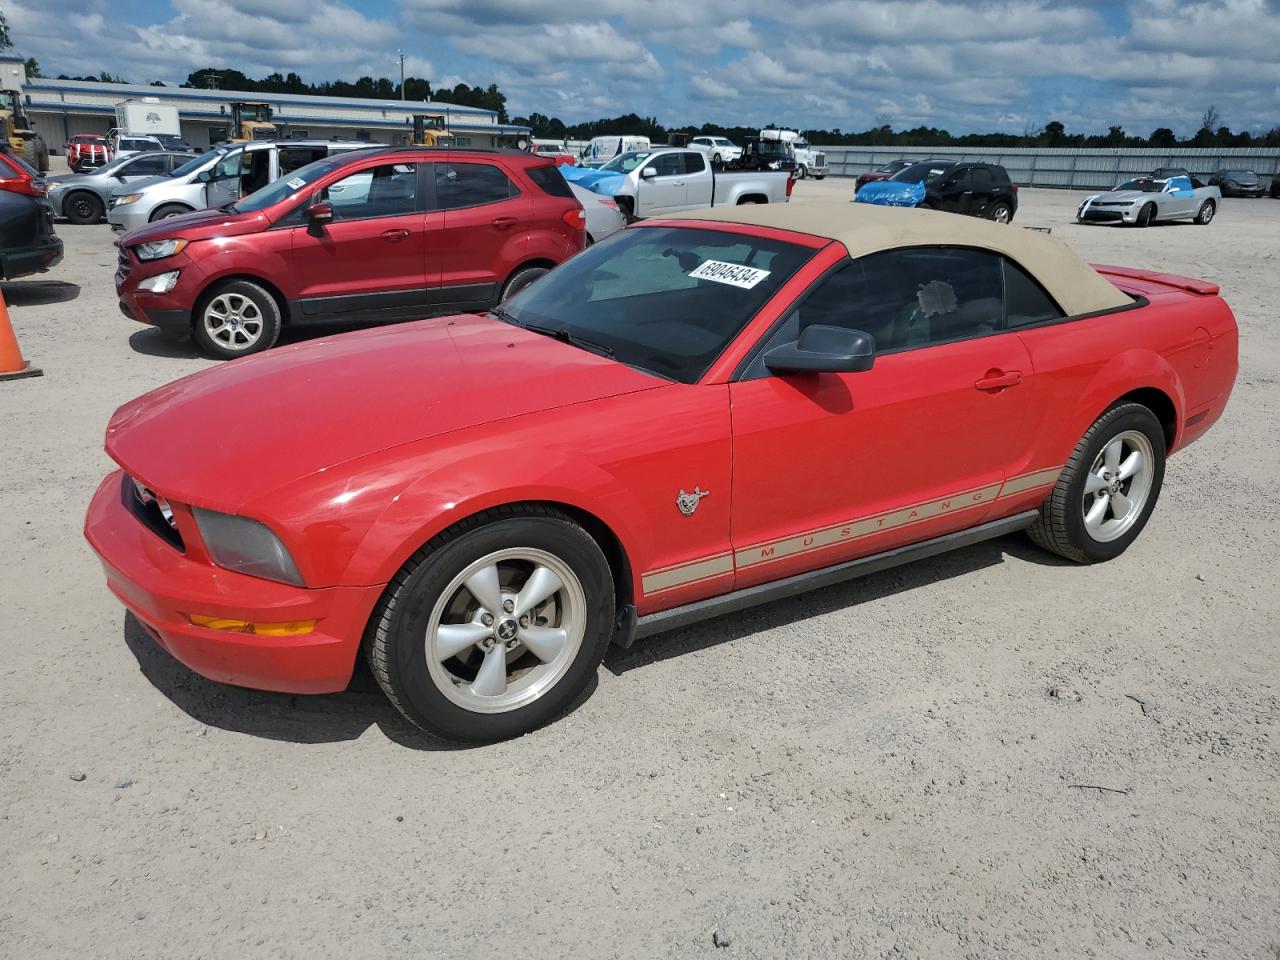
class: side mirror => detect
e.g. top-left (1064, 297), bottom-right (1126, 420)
top-left (196, 169), bottom-right (213, 183)
top-left (764, 325), bottom-right (875, 375)
top-left (307, 202), bottom-right (334, 224)
top-left (640, 166), bottom-right (657, 179)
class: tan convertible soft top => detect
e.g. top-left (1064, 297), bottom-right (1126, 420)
top-left (665, 202), bottom-right (1131, 317)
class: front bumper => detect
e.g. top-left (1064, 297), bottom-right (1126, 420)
top-left (0, 236), bottom-right (64, 281)
top-left (85, 471), bottom-right (384, 695)
top-left (108, 203), bottom-right (152, 234)
top-left (1078, 204), bottom-right (1138, 223)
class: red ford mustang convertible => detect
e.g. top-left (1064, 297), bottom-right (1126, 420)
top-left (85, 205), bottom-right (1238, 742)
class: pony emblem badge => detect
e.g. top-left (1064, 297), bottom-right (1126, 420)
top-left (676, 487), bottom-right (710, 517)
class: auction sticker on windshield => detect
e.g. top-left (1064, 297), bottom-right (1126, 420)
top-left (689, 260), bottom-right (771, 289)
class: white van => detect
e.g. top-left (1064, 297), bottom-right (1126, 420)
top-left (582, 135), bottom-right (651, 167)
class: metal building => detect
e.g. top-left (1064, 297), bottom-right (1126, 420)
top-left (16, 74), bottom-right (530, 150)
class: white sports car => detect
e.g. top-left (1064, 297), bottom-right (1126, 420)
top-left (1077, 175), bottom-right (1221, 227)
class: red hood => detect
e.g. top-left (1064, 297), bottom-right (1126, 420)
top-left (121, 207), bottom-right (270, 246)
top-left (105, 314), bottom-right (664, 510)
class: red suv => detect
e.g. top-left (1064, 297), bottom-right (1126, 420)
top-left (116, 147), bottom-right (586, 359)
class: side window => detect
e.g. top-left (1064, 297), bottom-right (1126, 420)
top-left (754, 248), bottom-right (1006, 373)
top-left (435, 162), bottom-right (515, 210)
top-left (320, 163), bottom-right (419, 220)
top-left (944, 168), bottom-right (971, 189)
top-left (125, 154), bottom-right (168, 176)
top-left (1003, 259), bottom-right (1065, 327)
top-left (279, 148), bottom-right (324, 175)
top-left (646, 154), bottom-right (683, 178)
top-left (214, 150), bottom-right (246, 180)
top-left (683, 152), bottom-right (706, 175)
top-left (971, 167), bottom-right (993, 187)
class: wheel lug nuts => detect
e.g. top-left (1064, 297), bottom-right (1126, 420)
top-left (502, 599), bottom-right (515, 613)
top-left (481, 613), bottom-right (494, 627)
top-left (519, 616), bottom-right (529, 627)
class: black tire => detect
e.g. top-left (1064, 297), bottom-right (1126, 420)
top-left (150, 204), bottom-right (194, 222)
top-left (987, 200), bottom-right (1013, 223)
top-left (1194, 200), bottom-right (1215, 225)
top-left (366, 507), bottom-right (615, 742)
top-left (191, 279), bottom-right (282, 360)
top-left (1027, 402), bottom-right (1166, 563)
top-left (501, 265), bottom-right (549, 302)
top-left (63, 191), bottom-right (104, 225)
top-left (814, 175), bottom-right (826, 181)
top-left (712, 153), bottom-right (722, 164)
top-left (1135, 202), bottom-right (1155, 227)
top-left (796, 165), bottom-right (807, 180)
top-left (38, 139), bottom-right (50, 173)
top-left (19, 137), bottom-right (39, 169)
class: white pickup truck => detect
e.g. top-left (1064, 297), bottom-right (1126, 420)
top-left (566, 148), bottom-right (792, 221)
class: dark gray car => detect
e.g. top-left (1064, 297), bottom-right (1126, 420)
top-left (1209, 169), bottom-right (1265, 198)
top-left (45, 151), bottom-right (197, 224)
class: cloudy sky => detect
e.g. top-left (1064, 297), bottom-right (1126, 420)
top-left (6, 0), bottom-right (1280, 135)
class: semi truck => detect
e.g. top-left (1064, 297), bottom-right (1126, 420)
top-left (759, 129), bottom-right (827, 180)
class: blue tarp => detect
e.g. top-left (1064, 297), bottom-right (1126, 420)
top-left (854, 180), bottom-right (927, 207)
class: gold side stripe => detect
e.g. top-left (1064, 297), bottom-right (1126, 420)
top-left (735, 482), bottom-right (1002, 569)
top-left (641, 553), bottom-right (734, 595)
top-left (999, 468), bottom-right (1062, 497)
top-left (640, 466), bottom-right (1064, 595)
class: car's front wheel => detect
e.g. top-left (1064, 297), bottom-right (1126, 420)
top-left (1135, 202), bottom-right (1155, 227)
top-left (795, 165), bottom-right (807, 180)
top-left (192, 280), bottom-right (282, 359)
top-left (1028, 402), bottom-right (1166, 563)
top-left (64, 191), bottom-right (104, 225)
top-left (367, 508), bottom-right (615, 742)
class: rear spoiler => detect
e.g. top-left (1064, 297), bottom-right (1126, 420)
top-left (1092, 264), bottom-right (1220, 296)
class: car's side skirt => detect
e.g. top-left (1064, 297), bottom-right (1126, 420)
top-left (628, 510), bottom-right (1040, 643)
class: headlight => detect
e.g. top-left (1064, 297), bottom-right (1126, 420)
top-left (137, 270), bottom-right (180, 294)
top-left (193, 508), bottom-right (305, 586)
top-left (114, 193), bottom-right (144, 206)
top-left (134, 238), bottom-right (188, 261)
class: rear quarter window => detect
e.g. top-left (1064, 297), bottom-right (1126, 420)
top-left (1004, 259), bottom-right (1065, 327)
top-left (526, 164), bottom-right (573, 199)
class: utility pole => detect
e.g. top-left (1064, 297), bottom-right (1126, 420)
top-left (398, 50), bottom-right (405, 101)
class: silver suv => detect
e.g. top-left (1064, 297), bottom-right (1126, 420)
top-left (107, 139), bottom-right (368, 233)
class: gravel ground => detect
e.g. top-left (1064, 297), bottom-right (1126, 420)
top-left (1, 171), bottom-right (1277, 959)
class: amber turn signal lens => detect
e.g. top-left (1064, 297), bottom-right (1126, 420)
top-left (186, 614), bottom-right (317, 637)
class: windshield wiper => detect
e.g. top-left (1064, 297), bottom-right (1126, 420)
top-left (522, 321), bottom-right (615, 360)
top-left (489, 305), bottom-right (519, 326)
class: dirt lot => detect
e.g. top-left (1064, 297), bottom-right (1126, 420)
top-left (2, 174), bottom-right (1277, 959)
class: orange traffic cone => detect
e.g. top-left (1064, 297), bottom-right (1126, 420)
top-left (0, 288), bottom-right (43, 381)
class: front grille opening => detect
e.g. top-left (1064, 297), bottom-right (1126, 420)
top-left (121, 474), bottom-right (184, 551)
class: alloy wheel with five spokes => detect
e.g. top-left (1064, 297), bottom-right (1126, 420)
top-left (1081, 429), bottom-right (1154, 543)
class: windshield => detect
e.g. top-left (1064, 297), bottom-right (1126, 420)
top-left (877, 160), bottom-right (907, 173)
top-left (756, 140), bottom-right (790, 157)
top-left (600, 151), bottom-right (651, 173)
top-left (1222, 169), bottom-right (1253, 177)
top-left (496, 227), bottom-right (814, 383)
top-left (1116, 179), bottom-right (1162, 192)
top-left (156, 135), bottom-right (189, 149)
top-left (233, 154), bottom-right (351, 214)
top-left (714, 138), bottom-right (734, 147)
top-left (891, 162), bottom-right (954, 184)
top-left (172, 147), bottom-right (226, 179)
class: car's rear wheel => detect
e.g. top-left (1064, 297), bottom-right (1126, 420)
top-left (1195, 200), bottom-right (1215, 225)
top-left (501, 265), bottom-right (549, 302)
top-left (1135, 202), bottom-right (1155, 227)
top-left (192, 280), bottom-right (282, 360)
top-left (150, 204), bottom-right (193, 222)
top-left (64, 191), bottom-right (104, 225)
top-left (1028, 402), bottom-right (1166, 563)
top-left (987, 200), bottom-right (1013, 223)
top-left (367, 508), bottom-right (615, 742)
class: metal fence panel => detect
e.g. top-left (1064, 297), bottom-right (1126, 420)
top-left (817, 145), bottom-right (1280, 189)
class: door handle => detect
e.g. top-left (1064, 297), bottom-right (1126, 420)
top-left (673, 180), bottom-right (685, 187)
top-left (380, 228), bottom-right (411, 241)
top-left (974, 370), bottom-right (1022, 391)
top-left (491, 216), bottom-right (518, 229)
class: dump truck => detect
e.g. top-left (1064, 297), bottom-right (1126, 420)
top-left (0, 88), bottom-right (49, 172)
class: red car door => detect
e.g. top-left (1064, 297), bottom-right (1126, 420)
top-left (434, 159), bottom-right (534, 310)
top-left (728, 247), bottom-right (1045, 589)
top-left (291, 159), bottom-right (439, 320)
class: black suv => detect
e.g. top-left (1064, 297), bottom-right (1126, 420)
top-left (893, 160), bottom-right (1018, 222)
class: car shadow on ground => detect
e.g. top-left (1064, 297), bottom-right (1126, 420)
top-left (126, 319), bottom-right (386, 360)
top-left (1, 280), bottom-right (81, 306)
top-left (121, 613), bottom-right (599, 750)
top-left (604, 532), bottom-right (1070, 675)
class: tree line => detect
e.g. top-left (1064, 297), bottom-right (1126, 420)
top-left (513, 110), bottom-right (1280, 149)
